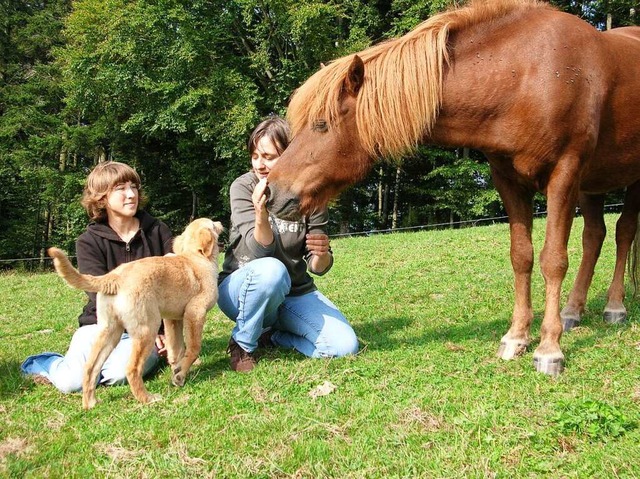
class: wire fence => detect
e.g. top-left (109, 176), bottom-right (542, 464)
top-left (0, 202), bottom-right (625, 272)
top-left (330, 202), bottom-right (625, 238)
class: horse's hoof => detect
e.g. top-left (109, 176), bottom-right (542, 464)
top-left (562, 316), bottom-right (581, 331)
top-left (497, 340), bottom-right (528, 360)
top-left (603, 310), bottom-right (627, 324)
top-left (561, 309), bottom-right (581, 331)
top-left (533, 356), bottom-right (564, 376)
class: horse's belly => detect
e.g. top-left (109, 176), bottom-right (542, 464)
top-left (580, 163), bottom-right (640, 193)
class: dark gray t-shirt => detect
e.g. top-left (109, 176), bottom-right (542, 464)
top-left (219, 171), bottom-right (333, 296)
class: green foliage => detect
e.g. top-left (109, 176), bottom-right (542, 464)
top-left (0, 0), bottom-right (72, 260)
top-left (553, 398), bottom-right (636, 441)
top-left (1, 0), bottom-right (638, 260)
top-left (552, 0), bottom-right (639, 28)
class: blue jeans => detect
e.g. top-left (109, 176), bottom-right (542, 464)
top-left (217, 257), bottom-right (359, 358)
top-left (21, 324), bottom-right (160, 393)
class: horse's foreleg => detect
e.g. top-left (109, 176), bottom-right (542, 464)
top-left (535, 161), bottom-right (581, 375)
top-left (604, 181), bottom-right (640, 324)
top-left (561, 193), bottom-right (606, 331)
top-left (491, 166), bottom-right (535, 361)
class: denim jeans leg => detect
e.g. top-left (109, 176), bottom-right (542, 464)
top-left (217, 257), bottom-right (291, 352)
top-left (273, 290), bottom-right (359, 358)
top-left (100, 333), bottom-right (160, 386)
top-left (37, 325), bottom-right (160, 392)
top-left (44, 324), bottom-right (100, 393)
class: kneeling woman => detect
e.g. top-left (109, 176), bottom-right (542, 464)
top-left (218, 116), bottom-right (359, 372)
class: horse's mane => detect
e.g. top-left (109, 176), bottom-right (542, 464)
top-left (286, 0), bottom-right (552, 159)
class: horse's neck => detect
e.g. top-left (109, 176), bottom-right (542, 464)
top-left (427, 10), bottom-right (557, 153)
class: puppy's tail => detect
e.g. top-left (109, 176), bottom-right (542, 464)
top-left (47, 247), bottom-right (120, 295)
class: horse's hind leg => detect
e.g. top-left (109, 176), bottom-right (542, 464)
top-left (561, 193), bottom-right (606, 331)
top-left (604, 181), bottom-right (640, 324)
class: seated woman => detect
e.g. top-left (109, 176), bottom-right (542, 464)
top-left (217, 115), bottom-right (359, 372)
top-left (21, 161), bottom-right (173, 392)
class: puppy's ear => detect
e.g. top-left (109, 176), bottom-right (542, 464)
top-left (198, 228), bottom-right (215, 259)
top-left (173, 235), bottom-right (184, 254)
top-left (212, 221), bottom-right (224, 237)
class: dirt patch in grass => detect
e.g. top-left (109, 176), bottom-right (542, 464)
top-left (397, 406), bottom-right (445, 433)
top-left (0, 437), bottom-right (31, 462)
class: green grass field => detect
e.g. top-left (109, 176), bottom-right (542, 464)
top-left (1, 214), bottom-right (639, 478)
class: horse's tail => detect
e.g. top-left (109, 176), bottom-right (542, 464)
top-left (627, 216), bottom-right (640, 297)
top-left (48, 247), bottom-right (120, 295)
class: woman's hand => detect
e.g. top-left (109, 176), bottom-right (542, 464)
top-left (155, 335), bottom-right (167, 358)
top-left (306, 233), bottom-right (330, 257)
top-left (252, 178), bottom-right (270, 222)
top-left (307, 233), bottom-right (332, 273)
top-left (252, 178), bottom-right (274, 247)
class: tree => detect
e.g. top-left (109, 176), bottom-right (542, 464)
top-left (0, 0), bottom-right (77, 263)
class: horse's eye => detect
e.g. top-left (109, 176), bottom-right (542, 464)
top-left (312, 120), bottom-right (328, 132)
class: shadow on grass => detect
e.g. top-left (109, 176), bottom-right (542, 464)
top-left (353, 293), bottom-right (637, 367)
top-left (354, 314), bottom-right (510, 351)
top-left (8, 292), bottom-right (634, 400)
top-left (0, 359), bottom-right (32, 400)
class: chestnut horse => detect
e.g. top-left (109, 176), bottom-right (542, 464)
top-left (562, 190), bottom-right (640, 329)
top-left (267, 0), bottom-right (640, 374)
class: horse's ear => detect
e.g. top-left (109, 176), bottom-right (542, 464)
top-left (345, 55), bottom-right (364, 96)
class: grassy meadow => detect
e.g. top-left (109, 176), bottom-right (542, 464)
top-left (1, 214), bottom-right (639, 478)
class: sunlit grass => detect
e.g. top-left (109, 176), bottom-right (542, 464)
top-left (1, 214), bottom-right (639, 478)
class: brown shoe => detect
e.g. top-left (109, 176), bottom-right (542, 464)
top-left (227, 337), bottom-right (257, 372)
top-left (257, 328), bottom-right (275, 349)
top-left (32, 375), bottom-right (51, 385)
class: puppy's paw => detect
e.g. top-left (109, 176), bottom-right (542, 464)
top-left (171, 373), bottom-right (186, 387)
top-left (139, 393), bottom-right (162, 404)
top-left (82, 396), bottom-right (98, 410)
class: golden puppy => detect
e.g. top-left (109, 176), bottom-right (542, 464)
top-left (48, 218), bottom-right (223, 410)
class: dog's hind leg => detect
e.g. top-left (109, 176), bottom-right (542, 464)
top-left (83, 322), bottom-right (123, 410)
top-left (163, 318), bottom-right (185, 373)
top-left (172, 306), bottom-right (207, 387)
top-left (126, 328), bottom-right (161, 404)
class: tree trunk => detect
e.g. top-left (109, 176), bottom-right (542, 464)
top-left (382, 183), bottom-right (389, 228)
top-left (377, 166), bottom-right (383, 220)
top-left (191, 190), bottom-right (198, 221)
top-left (95, 145), bottom-right (107, 163)
top-left (59, 146), bottom-right (67, 172)
top-left (41, 204), bottom-right (52, 265)
top-left (391, 165), bottom-right (401, 230)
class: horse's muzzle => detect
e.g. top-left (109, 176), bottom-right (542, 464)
top-left (266, 183), bottom-right (302, 221)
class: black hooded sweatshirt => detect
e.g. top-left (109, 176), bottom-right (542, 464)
top-left (75, 210), bottom-right (173, 327)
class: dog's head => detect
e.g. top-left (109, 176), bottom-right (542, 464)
top-left (173, 218), bottom-right (224, 260)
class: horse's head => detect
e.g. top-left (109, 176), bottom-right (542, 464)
top-left (267, 56), bottom-right (374, 219)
